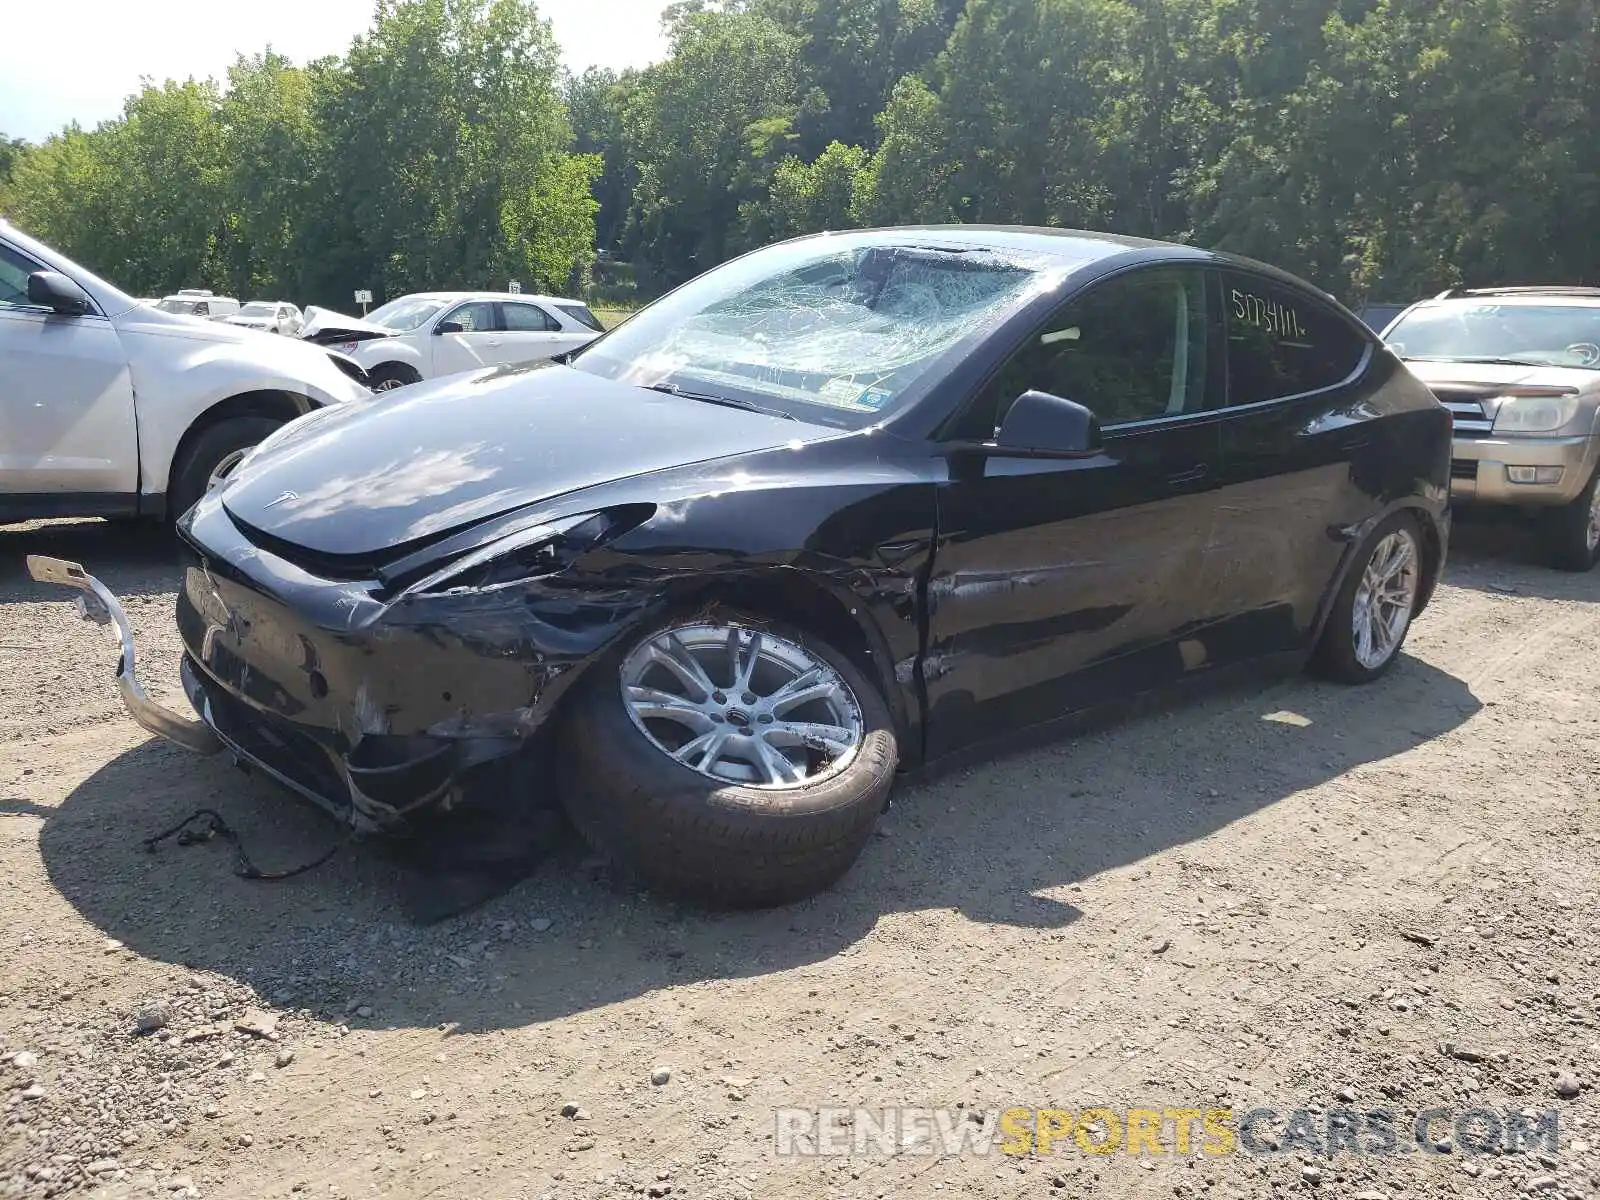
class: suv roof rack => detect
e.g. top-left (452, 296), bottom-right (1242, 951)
top-left (1434, 285), bottom-right (1600, 300)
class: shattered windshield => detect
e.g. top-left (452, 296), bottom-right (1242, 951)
top-left (367, 297), bottom-right (449, 331)
top-left (1386, 303), bottom-right (1600, 369)
top-left (572, 239), bottom-right (1048, 427)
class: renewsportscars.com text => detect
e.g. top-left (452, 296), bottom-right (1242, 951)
top-left (773, 1105), bottom-right (1560, 1158)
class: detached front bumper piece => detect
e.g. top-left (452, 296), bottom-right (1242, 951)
top-left (26, 555), bottom-right (222, 755)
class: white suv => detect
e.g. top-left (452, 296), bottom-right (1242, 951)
top-left (0, 220), bottom-right (370, 524)
top-left (301, 291), bottom-right (604, 390)
top-left (225, 301), bottom-right (304, 336)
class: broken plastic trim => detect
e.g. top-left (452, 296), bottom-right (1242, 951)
top-left (393, 505), bottom-right (654, 598)
top-left (397, 513), bottom-right (603, 597)
top-left (25, 556), bottom-right (223, 755)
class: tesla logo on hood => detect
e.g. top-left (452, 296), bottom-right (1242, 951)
top-left (264, 490), bottom-right (299, 509)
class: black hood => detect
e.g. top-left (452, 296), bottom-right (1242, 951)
top-left (218, 362), bottom-right (823, 558)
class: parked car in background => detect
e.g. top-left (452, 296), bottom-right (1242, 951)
top-left (33, 227), bottom-right (1451, 908)
top-left (0, 219), bottom-right (370, 524)
top-left (1380, 286), bottom-right (1600, 570)
top-left (300, 291), bottom-right (604, 390)
top-left (156, 290), bottom-right (240, 320)
top-left (226, 300), bottom-right (303, 336)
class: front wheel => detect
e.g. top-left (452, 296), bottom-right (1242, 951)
top-left (1542, 465), bottom-right (1600, 572)
top-left (368, 362), bottom-right (421, 392)
top-left (167, 415), bottom-right (284, 522)
top-left (1311, 512), bottom-right (1423, 684)
top-left (555, 610), bottom-right (898, 907)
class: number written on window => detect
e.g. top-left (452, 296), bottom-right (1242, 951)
top-left (1222, 271), bottom-right (1366, 406)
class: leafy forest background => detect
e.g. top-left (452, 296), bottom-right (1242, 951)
top-left (1, 0), bottom-right (1596, 312)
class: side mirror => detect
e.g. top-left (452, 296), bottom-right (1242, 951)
top-left (434, 319), bottom-right (465, 335)
top-left (27, 271), bottom-right (94, 316)
top-left (995, 390), bottom-right (1102, 455)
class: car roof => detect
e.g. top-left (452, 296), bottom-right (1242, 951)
top-left (775, 226), bottom-right (1343, 301)
top-left (400, 290), bottom-right (584, 305)
top-left (1412, 288), bottom-right (1600, 308)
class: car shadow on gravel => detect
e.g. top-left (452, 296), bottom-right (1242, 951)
top-left (1445, 511), bottom-right (1600, 602)
top-left (34, 653), bottom-right (1480, 1032)
top-left (0, 518), bottom-right (184, 603)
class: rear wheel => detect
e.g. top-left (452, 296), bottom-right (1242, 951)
top-left (1311, 512), bottom-right (1423, 683)
top-left (168, 415), bottom-right (284, 521)
top-left (368, 362), bottom-right (421, 392)
top-left (1541, 465), bottom-right (1600, 572)
top-left (555, 610), bottom-right (898, 907)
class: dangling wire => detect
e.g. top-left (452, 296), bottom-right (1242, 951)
top-left (142, 808), bottom-right (347, 881)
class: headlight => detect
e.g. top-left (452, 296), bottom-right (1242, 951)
top-left (397, 510), bottom-right (640, 598)
top-left (1492, 392), bottom-right (1581, 433)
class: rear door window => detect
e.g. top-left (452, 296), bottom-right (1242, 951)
top-left (1221, 271), bottom-right (1368, 405)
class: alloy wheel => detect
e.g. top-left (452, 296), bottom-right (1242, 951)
top-left (1587, 481), bottom-right (1600, 553)
top-left (205, 449), bottom-right (249, 493)
top-left (1351, 529), bottom-right (1419, 670)
top-left (619, 624), bottom-right (864, 789)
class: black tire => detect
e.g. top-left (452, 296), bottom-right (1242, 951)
top-left (1310, 511), bottom-right (1424, 684)
top-left (168, 415), bottom-right (284, 521)
top-left (368, 362), bottom-right (421, 392)
top-left (1541, 465), bottom-right (1600, 572)
top-left (555, 609), bottom-right (899, 907)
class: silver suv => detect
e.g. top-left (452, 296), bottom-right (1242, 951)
top-left (1382, 287), bottom-right (1600, 571)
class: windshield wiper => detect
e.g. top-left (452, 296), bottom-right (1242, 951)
top-left (1402, 354), bottom-right (1549, 367)
top-left (643, 382), bottom-right (797, 421)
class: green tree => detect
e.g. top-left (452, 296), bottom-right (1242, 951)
top-left (315, 0), bottom-right (592, 301)
top-left (763, 140), bottom-right (869, 239)
top-left (565, 66), bottom-right (637, 253)
top-left (0, 132), bottom-right (26, 209)
top-left (621, 4), bottom-right (801, 283)
top-left (850, 75), bottom-right (956, 224)
top-left (218, 52), bottom-right (323, 299)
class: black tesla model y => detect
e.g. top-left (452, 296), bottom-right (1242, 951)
top-left (33, 227), bottom-right (1452, 907)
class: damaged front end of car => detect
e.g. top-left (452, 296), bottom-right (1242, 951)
top-left (27, 499), bottom-right (663, 838)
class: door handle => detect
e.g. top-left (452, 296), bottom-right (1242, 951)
top-left (1167, 464), bottom-right (1208, 485)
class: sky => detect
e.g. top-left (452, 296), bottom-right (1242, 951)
top-left (0, 0), bottom-right (669, 143)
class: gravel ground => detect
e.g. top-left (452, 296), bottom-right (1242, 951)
top-left (1, 515), bottom-right (1597, 1200)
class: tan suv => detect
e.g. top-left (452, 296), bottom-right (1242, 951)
top-left (1381, 286), bottom-right (1600, 571)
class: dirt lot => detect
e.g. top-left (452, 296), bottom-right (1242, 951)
top-left (2, 516), bottom-right (1598, 1200)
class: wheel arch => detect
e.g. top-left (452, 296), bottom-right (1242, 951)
top-left (668, 571), bottom-right (913, 745)
top-left (540, 566), bottom-right (917, 759)
top-left (1309, 500), bottom-right (1445, 650)
top-left (160, 389), bottom-right (312, 519)
top-left (367, 359), bottom-right (424, 386)
top-left (1411, 502), bottom-right (1446, 616)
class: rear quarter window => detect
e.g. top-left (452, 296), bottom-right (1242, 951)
top-left (555, 302), bottom-right (604, 332)
top-left (1222, 271), bottom-right (1369, 406)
